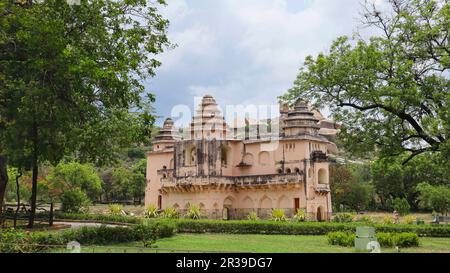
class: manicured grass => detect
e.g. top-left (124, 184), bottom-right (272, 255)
top-left (68, 233), bottom-right (450, 253)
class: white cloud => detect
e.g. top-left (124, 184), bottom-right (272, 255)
top-left (151, 0), bottom-right (380, 122)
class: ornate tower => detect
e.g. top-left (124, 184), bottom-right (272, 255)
top-left (283, 99), bottom-right (320, 137)
top-left (153, 118), bottom-right (180, 152)
top-left (190, 95), bottom-right (229, 140)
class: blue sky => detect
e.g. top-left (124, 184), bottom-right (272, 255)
top-left (146, 0), bottom-right (381, 125)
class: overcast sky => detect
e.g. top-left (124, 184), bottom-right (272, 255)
top-left (147, 0), bottom-right (381, 125)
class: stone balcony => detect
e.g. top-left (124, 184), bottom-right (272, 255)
top-left (160, 173), bottom-right (304, 193)
top-left (315, 184), bottom-right (331, 195)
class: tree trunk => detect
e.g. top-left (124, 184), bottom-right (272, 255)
top-left (0, 155), bottom-right (8, 213)
top-left (28, 120), bottom-right (38, 228)
top-left (27, 161), bottom-right (38, 228)
top-left (14, 169), bottom-right (22, 228)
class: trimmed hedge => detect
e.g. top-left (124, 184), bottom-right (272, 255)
top-left (52, 212), bottom-right (141, 224)
top-left (162, 219), bottom-right (450, 237)
top-left (48, 212), bottom-right (450, 238)
top-left (327, 231), bottom-right (419, 248)
top-left (0, 221), bottom-right (176, 253)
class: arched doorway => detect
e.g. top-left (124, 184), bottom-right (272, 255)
top-left (317, 206), bottom-right (324, 222)
top-left (223, 196), bottom-right (235, 220)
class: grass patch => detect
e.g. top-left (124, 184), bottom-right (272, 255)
top-left (57, 234), bottom-right (450, 253)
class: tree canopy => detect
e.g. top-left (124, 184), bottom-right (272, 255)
top-left (281, 0), bottom-right (449, 164)
top-left (0, 0), bottom-right (170, 226)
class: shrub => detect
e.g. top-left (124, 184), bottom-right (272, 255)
top-left (61, 225), bottom-right (136, 245)
top-left (132, 219), bottom-right (176, 247)
top-left (162, 207), bottom-right (179, 219)
top-left (0, 229), bottom-right (42, 253)
top-left (332, 213), bottom-right (354, 223)
top-left (0, 221), bottom-right (177, 253)
top-left (377, 232), bottom-right (419, 248)
top-left (271, 209), bottom-right (287, 222)
top-left (169, 219), bottom-right (450, 237)
top-left (145, 205), bottom-right (159, 218)
top-left (382, 216), bottom-right (394, 225)
top-left (393, 232), bottom-right (420, 247)
top-left (247, 211), bottom-right (259, 221)
top-left (402, 215), bottom-right (415, 225)
top-left (108, 204), bottom-right (123, 216)
top-left (327, 231), bottom-right (355, 247)
top-left (293, 209), bottom-right (307, 222)
top-left (60, 189), bottom-right (91, 213)
top-left (53, 212), bottom-right (140, 224)
top-left (393, 198), bottom-right (411, 216)
top-left (357, 215), bottom-right (375, 224)
top-left (185, 204), bottom-right (202, 220)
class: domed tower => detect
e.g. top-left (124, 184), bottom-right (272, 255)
top-left (283, 99), bottom-right (320, 137)
top-left (153, 118), bottom-right (180, 152)
top-left (190, 95), bottom-right (229, 140)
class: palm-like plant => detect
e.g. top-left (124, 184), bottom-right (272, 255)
top-left (145, 204), bottom-right (159, 218)
top-left (293, 209), bottom-right (307, 222)
top-left (185, 204), bottom-right (202, 220)
top-left (271, 209), bottom-right (287, 222)
top-left (109, 204), bottom-right (123, 216)
top-left (247, 211), bottom-right (259, 221)
top-left (162, 207), bottom-right (179, 219)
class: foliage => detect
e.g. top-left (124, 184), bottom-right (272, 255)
top-left (382, 216), bottom-right (394, 225)
top-left (145, 205), bottom-right (159, 219)
top-left (108, 164), bottom-right (146, 203)
top-left (185, 204), bottom-right (202, 220)
top-left (293, 209), bottom-right (307, 222)
top-left (332, 213), bottom-right (354, 223)
top-left (345, 182), bottom-right (374, 212)
top-left (161, 207), bottom-right (179, 219)
top-left (416, 183), bottom-right (450, 215)
top-left (393, 198), bottom-right (411, 216)
top-left (329, 163), bottom-right (374, 212)
top-left (270, 209), bottom-right (287, 222)
top-left (327, 231), bottom-right (419, 248)
top-left (356, 216), bottom-right (375, 225)
top-left (53, 212), bottom-right (141, 224)
top-left (108, 204), bottom-right (124, 216)
top-left (247, 211), bottom-right (259, 221)
top-left (47, 162), bottom-right (102, 201)
top-left (0, 228), bottom-right (43, 253)
top-left (402, 216), bottom-right (415, 225)
top-left (60, 188), bottom-right (90, 213)
top-left (327, 231), bottom-right (355, 247)
top-left (376, 232), bottom-right (419, 248)
top-left (170, 219), bottom-right (450, 237)
top-left (281, 0), bottom-right (449, 165)
top-left (370, 154), bottom-right (449, 211)
top-left (0, 221), bottom-right (176, 253)
top-left (0, 0), bottom-right (169, 226)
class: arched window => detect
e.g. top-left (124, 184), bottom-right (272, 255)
top-left (185, 145), bottom-right (196, 165)
top-left (318, 168), bottom-right (327, 184)
top-left (277, 168), bottom-right (283, 174)
top-left (286, 168), bottom-right (292, 174)
top-left (221, 146), bottom-right (229, 167)
top-left (258, 151), bottom-right (270, 166)
top-left (243, 153), bottom-right (254, 165)
top-left (294, 168), bottom-right (300, 174)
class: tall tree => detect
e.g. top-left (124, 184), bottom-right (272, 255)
top-left (0, 0), bottom-right (170, 227)
top-left (0, 155), bottom-right (7, 212)
top-left (282, 0), bottom-right (449, 164)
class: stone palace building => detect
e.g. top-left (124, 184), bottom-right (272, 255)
top-left (145, 95), bottom-right (338, 221)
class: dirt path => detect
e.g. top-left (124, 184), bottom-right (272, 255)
top-left (53, 221), bottom-right (128, 229)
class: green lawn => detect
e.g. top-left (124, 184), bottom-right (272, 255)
top-left (67, 233), bottom-right (450, 253)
